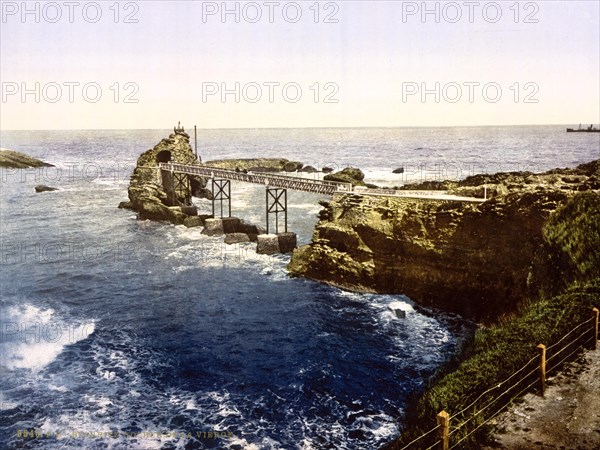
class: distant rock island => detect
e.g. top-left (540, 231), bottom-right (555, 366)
top-left (0, 149), bottom-right (53, 168)
top-left (35, 185), bottom-right (59, 193)
top-left (205, 158), bottom-right (304, 172)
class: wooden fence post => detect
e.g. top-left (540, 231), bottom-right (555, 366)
top-left (437, 410), bottom-right (450, 450)
top-left (537, 344), bottom-right (546, 396)
top-left (593, 307), bottom-right (599, 350)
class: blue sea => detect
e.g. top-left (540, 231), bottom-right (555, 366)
top-left (1, 126), bottom-right (598, 449)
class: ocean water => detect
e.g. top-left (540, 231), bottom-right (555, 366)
top-left (0, 126), bottom-right (598, 450)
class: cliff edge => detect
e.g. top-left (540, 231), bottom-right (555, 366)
top-left (288, 160), bottom-right (600, 322)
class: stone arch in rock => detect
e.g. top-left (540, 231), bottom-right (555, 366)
top-left (156, 150), bottom-right (172, 163)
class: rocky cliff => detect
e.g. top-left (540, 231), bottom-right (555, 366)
top-left (288, 160), bottom-right (600, 322)
top-left (121, 129), bottom-right (209, 224)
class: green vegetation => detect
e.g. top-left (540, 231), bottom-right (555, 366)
top-left (531, 192), bottom-right (600, 297)
top-left (385, 193), bottom-right (600, 449)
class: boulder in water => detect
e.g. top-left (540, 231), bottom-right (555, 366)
top-left (324, 167), bottom-right (366, 186)
top-left (35, 185), bottom-right (58, 193)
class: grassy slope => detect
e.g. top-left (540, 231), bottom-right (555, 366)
top-left (386, 192), bottom-right (600, 449)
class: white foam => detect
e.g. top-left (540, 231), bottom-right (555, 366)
top-left (387, 300), bottom-right (414, 312)
top-left (1, 304), bottom-right (95, 371)
top-left (184, 399), bottom-right (198, 410)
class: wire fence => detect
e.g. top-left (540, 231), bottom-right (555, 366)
top-left (389, 307), bottom-right (598, 450)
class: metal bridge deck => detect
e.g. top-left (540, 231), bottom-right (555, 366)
top-left (159, 162), bottom-right (352, 195)
top-left (159, 162), bottom-right (486, 202)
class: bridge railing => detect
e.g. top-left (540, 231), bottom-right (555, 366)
top-left (158, 163), bottom-right (485, 201)
top-left (159, 162), bottom-right (353, 194)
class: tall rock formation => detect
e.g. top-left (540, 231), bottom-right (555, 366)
top-left (122, 129), bottom-right (209, 224)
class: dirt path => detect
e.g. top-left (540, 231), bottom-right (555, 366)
top-left (484, 349), bottom-right (600, 449)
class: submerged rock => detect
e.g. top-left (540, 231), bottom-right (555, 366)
top-left (391, 308), bottom-right (406, 318)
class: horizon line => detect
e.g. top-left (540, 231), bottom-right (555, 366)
top-left (2, 123), bottom-right (599, 132)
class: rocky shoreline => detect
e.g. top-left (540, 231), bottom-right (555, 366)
top-left (288, 160), bottom-right (600, 322)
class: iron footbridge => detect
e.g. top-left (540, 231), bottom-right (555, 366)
top-left (159, 162), bottom-right (353, 195)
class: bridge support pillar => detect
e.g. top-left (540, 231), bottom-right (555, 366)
top-left (212, 179), bottom-right (231, 218)
top-left (161, 169), bottom-right (191, 206)
top-left (265, 187), bottom-right (287, 234)
top-left (173, 172), bottom-right (192, 206)
top-left (256, 232), bottom-right (297, 255)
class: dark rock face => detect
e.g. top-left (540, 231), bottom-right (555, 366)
top-left (277, 232), bottom-right (298, 253)
top-left (201, 217), bottom-right (265, 241)
top-left (301, 165), bottom-right (318, 173)
top-left (125, 130), bottom-right (206, 224)
top-left (392, 167), bottom-right (404, 174)
top-left (288, 160), bottom-right (600, 322)
top-left (118, 201), bottom-right (134, 210)
top-left (183, 216), bottom-right (204, 228)
top-left (1, 149), bottom-right (53, 168)
top-left (35, 185), bottom-right (58, 193)
top-left (256, 235), bottom-right (280, 255)
top-left (324, 167), bottom-right (366, 186)
top-left (256, 233), bottom-right (298, 255)
top-left (283, 161), bottom-right (304, 172)
top-left (224, 233), bottom-right (251, 244)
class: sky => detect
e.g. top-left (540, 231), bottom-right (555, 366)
top-left (1, 0), bottom-right (599, 129)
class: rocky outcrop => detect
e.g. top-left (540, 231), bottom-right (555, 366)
top-left (324, 167), bottom-right (365, 186)
top-left (124, 130), bottom-right (209, 224)
top-left (288, 161), bottom-right (600, 322)
top-left (398, 161), bottom-right (600, 198)
top-left (0, 149), bottom-right (53, 168)
top-left (205, 158), bottom-right (304, 172)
